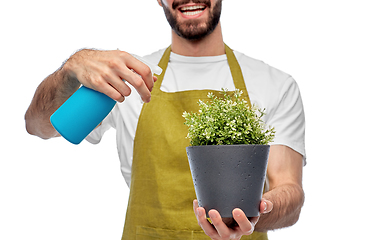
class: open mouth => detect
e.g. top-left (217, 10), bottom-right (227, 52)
top-left (178, 5), bottom-right (207, 16)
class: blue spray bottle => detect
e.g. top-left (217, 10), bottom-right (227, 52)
top-left (50, 55), bottom-right (162, 144)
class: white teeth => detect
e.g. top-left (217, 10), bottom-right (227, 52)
top-left (180, 5), bottom-right (205, 11)
top-left (183, 10), bottom-right (204, 16)
top-left (180, 5), bottom-right (205, 16)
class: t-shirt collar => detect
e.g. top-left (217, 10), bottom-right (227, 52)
top-left (170, 52), bottom-right (227, 64)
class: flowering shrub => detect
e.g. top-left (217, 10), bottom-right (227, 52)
top-left (183, 89), bottom-right (275, 146)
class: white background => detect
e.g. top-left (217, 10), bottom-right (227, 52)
top-left (1, 0), bottom-right (365, 239)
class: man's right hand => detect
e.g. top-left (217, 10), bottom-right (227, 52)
top-left (63, 49), bottom-right (157, 103)
top-left (25, 49), bottom-right (157, 139)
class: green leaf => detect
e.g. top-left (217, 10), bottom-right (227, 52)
top-left (183, 89), bottom-right (275, 146)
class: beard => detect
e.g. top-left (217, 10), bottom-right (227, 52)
top-left (162, 0), bottom-right (223, 41)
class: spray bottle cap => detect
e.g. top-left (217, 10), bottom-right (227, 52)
top-left (132, 54), bottom-right (163, 75)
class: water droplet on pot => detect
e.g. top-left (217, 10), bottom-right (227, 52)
top-left (248, 174), bottom-right (251, 177)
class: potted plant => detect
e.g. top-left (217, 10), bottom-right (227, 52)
top-left (183, 89), bottom-right (275, 226)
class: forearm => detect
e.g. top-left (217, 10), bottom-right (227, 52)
top-left (255, 183), bottom-right (304, 232)
top-left (25, 65), bottom-right (80, 139)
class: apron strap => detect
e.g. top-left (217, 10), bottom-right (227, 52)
top-left (153, 46), bottom-right (171, 91)
top-left (224, 44), bottom-right (252, 107)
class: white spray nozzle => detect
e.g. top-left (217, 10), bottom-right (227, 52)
top-left (132, 54), bottom-right (163, 75)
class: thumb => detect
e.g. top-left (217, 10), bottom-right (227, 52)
top-left (261, 199), bottom-right (273, 214)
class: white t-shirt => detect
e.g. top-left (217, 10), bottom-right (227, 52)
top-left (86, 48), bottom-right (306, 187)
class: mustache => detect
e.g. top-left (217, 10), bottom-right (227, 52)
top-left (172, 0), bottom-right (212, 10)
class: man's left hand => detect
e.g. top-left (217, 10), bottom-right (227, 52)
top-left (193, 199), bottom-right (273, 240)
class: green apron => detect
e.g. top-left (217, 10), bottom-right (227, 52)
top-left (122, 44), bottom-right (268, 240)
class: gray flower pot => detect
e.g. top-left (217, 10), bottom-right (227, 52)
top-left (186, 145), bottom-right (270, 218)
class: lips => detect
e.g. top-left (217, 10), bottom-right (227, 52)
top-left (178, 4), bottom-right (207, 17)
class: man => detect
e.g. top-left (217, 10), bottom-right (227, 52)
top-left (25, 0), bottom-right (306, 239)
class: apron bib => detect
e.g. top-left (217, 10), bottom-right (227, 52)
top-left (122, 45), bottom-right (268, 240)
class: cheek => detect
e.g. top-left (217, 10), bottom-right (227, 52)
top-left (160, 0), bottom-right (171, 7)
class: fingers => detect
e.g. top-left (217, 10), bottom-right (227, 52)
top-left (232, 209), bottom-right (255, 235)
top-left (193, 199), bottom-right (274, 239)
top-left (93, 67), bottom-right (131, 102)
top-left (209, 209), bottom-right (233, 239)
top-left (193, 200), bottom-right (255, 240)
top-left (66, 49), bottom-right (156, 103)
top-left (115, 51), bottom-right (155, 103)
top-left (124, 55), bottom-right (155, 91)
top-left (193, 200), bottom-right (220, 238)
top-left (116, 66), bottom-right (151, 102)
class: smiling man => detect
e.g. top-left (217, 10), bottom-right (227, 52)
top-left (163, 0), bottom-right (221, 40)
top-left (25, 0), bottom-right (306, 239)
